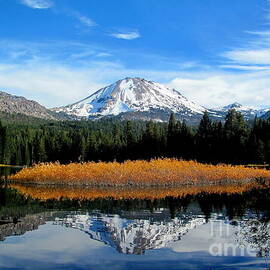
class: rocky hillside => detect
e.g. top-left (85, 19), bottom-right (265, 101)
top-left (0, 91), bottom-right (70, 121)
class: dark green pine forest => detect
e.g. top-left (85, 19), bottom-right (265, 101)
top-left (0, 109), bottom-right (269, 166)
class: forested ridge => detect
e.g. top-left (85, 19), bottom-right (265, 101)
top-left (0, 109), bottom-right (269, 166)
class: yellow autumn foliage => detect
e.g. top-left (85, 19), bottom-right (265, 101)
top-left (9, 159), bottom-right (270, 187)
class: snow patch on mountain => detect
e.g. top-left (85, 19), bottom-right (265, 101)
top-left (52, 78), bottom-right (270, 122)
top-left (54, 77), bottom-right (207, 118)
top-left (212, 102), bottom-right (270, 118)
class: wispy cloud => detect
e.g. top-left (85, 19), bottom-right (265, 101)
top-left (110, 31), bottom-right (140, 40)
top-left (168, 71), bottom-right (270, 109)
top-left (70, 51), bottom-right (95, 59)
top-left (222, 2), bottom-right (270, 69)
top-left (19, 0), bottom-right (53, 9)
top-left (72, 12), bottom-right (97, 27)
top-left (19, 1), bottom-right (96, 29)
top-left (220, 64), bottom-right (270, 71)
top-left (0, 40), bottom-right (115, 63)
top-left (70, 50), bottom-right (112, 60)
top-left (223, 49), bottom-right (270, 65)
top-left (96, 52), bottom-right (113, 58)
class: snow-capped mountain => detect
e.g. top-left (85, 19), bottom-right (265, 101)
top-left (53, 77), bottom-right (207, 122)
top-left (212, 102), bottom-right (270, 120)
top-left (53, 211), bottom-right (206, 254)
top-left (1, 78), bottom-right (268, 123)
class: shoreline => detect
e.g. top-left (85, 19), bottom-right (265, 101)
top-left (7, 177), bottom-right (268, 187)
top-left (10, 181), bottom-right (270, 201)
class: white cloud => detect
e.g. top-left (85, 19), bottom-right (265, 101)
top-left (19, 1), bottom-right (96, 29)
top-left (70, 51), bottom-right (95, 59)
top-left (223, 49), bottom-right (270, 65)
top-left (167, 71), bottom-right (270, 109)
top-left (70, 50), bottom-right (112, 60)
top-left (222, 4), bottom-right (270, 67)
top-left (110, 31), bottom-right (140, 40)
top-left (19, 0), bottom-right (53, 9)
top-left (96, 52), bottom-right (113, 57)
top-left (212, 4), bottom-right (270, 109)
top-left (77, 16), bottom-right (96, 27)
top-left (245, 31), bottom-right (270, 36)
top-left (0, 62), bottom-right (105, 107)
top-left (219, 64), bottom-right (270, 71)
top-left (73, 12), bottom-right (97, 27)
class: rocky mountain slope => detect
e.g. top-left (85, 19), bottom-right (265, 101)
top-left (53, 77), bottom-right (208, 122)
top-left (53, 77), bottom-right (269, 123)
top-left (0, 91), bottom-right (70, 121)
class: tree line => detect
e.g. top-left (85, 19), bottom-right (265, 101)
top-left (0, 109), bottom-right (269, 165)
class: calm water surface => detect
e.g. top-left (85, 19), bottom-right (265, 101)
top-left (0, 177), bottom-right (269, 269)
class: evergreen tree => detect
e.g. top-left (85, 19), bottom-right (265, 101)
top-left (224, 109), bottom-right (248, 163)
top-left (196, 111), bottom-right (213, 162)
top-left (167, 113), bottom-right (178, 157)
top-left (178, 120), bottom-right (194, 160)
top-left (0, 121), bottom-right (6, 163)
top-left (124, 121), bottom-right (137, 159)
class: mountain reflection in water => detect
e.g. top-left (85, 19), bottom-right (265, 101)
top-left (53, 210), bottom-right (206, 255)
top-left (0, 184), bottom-right (269, 269)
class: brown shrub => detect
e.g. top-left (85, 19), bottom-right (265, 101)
top-left (9, 159), bottom-right (270, 187)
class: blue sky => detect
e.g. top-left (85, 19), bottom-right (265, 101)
top-left (0, 0), bottom-right (270, 108)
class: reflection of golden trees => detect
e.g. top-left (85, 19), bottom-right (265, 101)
top-left (8, 159), bottom-right (270, 186)
top-left (10, 183), bottom-right (268, 201)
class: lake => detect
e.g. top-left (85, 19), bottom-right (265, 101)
top-left (0, 171), bottom-right (269, 269)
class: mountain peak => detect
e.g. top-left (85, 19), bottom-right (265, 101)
top-left (214, 102), bottom-right (247, 111)
top-left (230, 102), bottom-right (242, 108)
top-left (227, 102), bottom-right (242, 109)
top-left (122, 76), bottom-right (143, 80)
top-left (212, 102), bottom-right (270, 119)
top-left (54, 78), bottom-right (206, 120)
top-left (122, 77), bottom-right (147, 81)
top-left (51, 78), bottom-right (270, 122)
